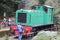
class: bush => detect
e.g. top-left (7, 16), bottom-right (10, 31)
top-left (32, 31), bottom-right (60, 40)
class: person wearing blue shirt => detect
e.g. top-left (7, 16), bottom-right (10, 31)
top-left (17, 23), bottom-right (23, 40)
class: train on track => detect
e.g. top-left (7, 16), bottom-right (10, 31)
top-left (10, 5), bottom-right (54, 36)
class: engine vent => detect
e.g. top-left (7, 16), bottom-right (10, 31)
top-left (18, 13), bottom-right (26, 23)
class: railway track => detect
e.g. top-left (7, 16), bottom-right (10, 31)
top-left (43, 25), bottom-right (60, 31)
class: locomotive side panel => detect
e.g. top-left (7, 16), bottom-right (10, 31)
top-left (16, 5), bottom-right (54, 27)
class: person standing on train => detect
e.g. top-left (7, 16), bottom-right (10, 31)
top-left (17, 23), bottom-right (23, 40)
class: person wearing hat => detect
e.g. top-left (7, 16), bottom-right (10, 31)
top-left (17, 23), bottom-right (23, 40)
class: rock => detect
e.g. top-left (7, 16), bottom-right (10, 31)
top-left (32, 31), bottom-right (60, 40)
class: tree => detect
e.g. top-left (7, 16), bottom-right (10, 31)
top-left (39, 0), bottom-right (46, 5)
top-left (0, 0), bottom-right (24, 18)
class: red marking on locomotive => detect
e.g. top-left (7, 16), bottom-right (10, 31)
top-left (10, 25), bottom-right (32, 35)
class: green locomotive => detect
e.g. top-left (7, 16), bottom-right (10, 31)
top-left (16, 5), bottom-right (54, 31)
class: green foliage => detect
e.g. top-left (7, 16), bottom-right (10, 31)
top-left (32, 31), bottom-right (60, 40)
top-left (0, 0), bottom-right (24, 17)
top-left (39, 0), bottom-right (46, 5)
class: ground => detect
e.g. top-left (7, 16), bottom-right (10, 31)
top-left (0, 36), bottom-right (32, 40)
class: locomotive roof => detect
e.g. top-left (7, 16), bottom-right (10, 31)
top-left (44, 5), bottom-right (54, 8)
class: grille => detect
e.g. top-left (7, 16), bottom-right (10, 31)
top-left (18, 13), bottom-right (26, 23)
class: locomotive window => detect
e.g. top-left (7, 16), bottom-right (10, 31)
top-left (18, 13), bottom-right (26, 23)
top-left (43, 6), bottom-right (48, 13)
top-left (52, 8), bottom-right (53, 11)
top-left (31, 6), bottom-right (36, 9)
